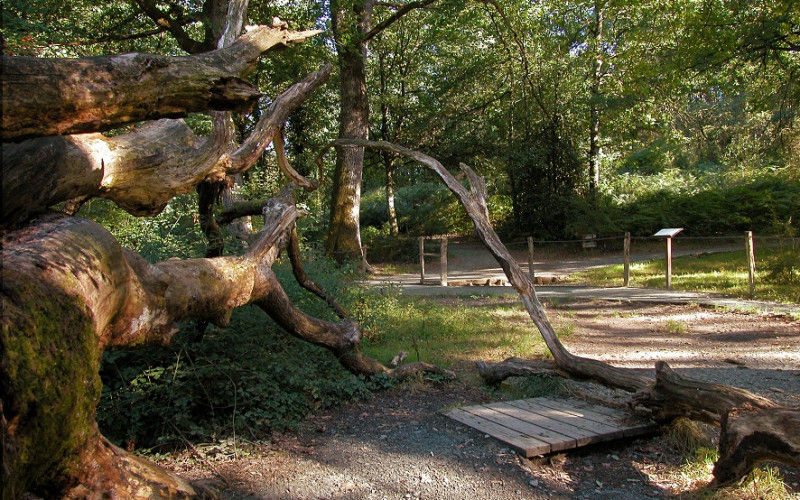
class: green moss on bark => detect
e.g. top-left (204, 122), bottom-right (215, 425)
top-left (2, 270), bottom-right (102, 498)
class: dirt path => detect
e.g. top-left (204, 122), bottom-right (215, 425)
top-left (163, 300), bottom-right (800, 499)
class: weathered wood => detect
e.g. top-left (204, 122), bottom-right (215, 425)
top-left (476, 357), bottom-right (561, 385)
top-left (328, 139), bottom-right (652, 393)
top-left (1, 25), bottom-right (321, 141)
top-left (419, 236), bottom-right (426, 284)
top-left (446, 398), bottom-right (658, 457)
top-left (714, 407), bottom-right (800, 486)
top-left (440, 237), bottom-right (448, 286)
top-left (446, 408), bottom-right (552, 456)
top-left (1, 187), bottom-right (300, 496)
top-left (527, 236), bottom-right (535, 280)
top-left (1, 64), bottom-right (332, 227)
top-left (745, 231), bottom-right (756, 295)
top-left (330, 140), bottom-right (799, 486)
top-left (665, 236), bottom-right (673, 290)
top-left (635, 361), bottom-right (779, 425)
top-left (623, 232), bottom-right (631, 287)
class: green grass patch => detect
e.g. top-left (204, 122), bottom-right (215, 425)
top-left (566, 246), bottom-right (799, 303)
top-left (358, 295), bottom-right (551, 368)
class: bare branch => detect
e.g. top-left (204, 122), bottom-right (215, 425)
top-left (364, 0), bottom-right (440, 42)
top-left (2, 24), bottom-right (321, 141)
top-left (274, 130), bottom-right (319, 191)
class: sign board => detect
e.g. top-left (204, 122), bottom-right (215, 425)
top-left (582, 234), bottom-right (597, 248)
top-left (653, 228), bottom-right (683, 238)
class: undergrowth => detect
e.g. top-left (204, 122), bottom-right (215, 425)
top-left (98, 255), bottom-right (394, 452)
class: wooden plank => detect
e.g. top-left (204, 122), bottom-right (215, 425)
top-left (460, 405), bottom-right (577, 453)
top-left (527, 398), bottom-right (635, 428)
top-left (445, 408), bottom-right (551, 456)
top-left (445, 398), bottom-right (659, 458)
top-left (486, 402), bottom-right (596, 447)
top-left (532, 398), bottom-right (658, 437)
top-left (502, 400), bottom-right (626, 442)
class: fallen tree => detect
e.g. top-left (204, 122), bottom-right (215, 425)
top-left (329, 139), bottom-right (800, 487)
top-left (0, 14), bottom-right (448, 499)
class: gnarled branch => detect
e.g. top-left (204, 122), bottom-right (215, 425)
top-left (1, 65), bottom-right (332, 227)
top-left (1, 24), bottom-right (321, 141)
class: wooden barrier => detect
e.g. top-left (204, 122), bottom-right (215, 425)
top-left (419, 236), bottom-right (448, 286)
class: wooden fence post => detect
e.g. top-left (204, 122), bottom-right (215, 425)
top-left (440, 237), bottom-right (448, 286)
top-left (623, 232), bottom-right (631, 287)
top-left (527, 236), bottom-right (535, 281)
top-left (419, 236), bottom-right (425, 285)
top-left (360, 245), bottom-right (368, 273)
top-left (665, 236), bottom-right (673, 290)
top-left (745, 231), bottom-right (756, 296)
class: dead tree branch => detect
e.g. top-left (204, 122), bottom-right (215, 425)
top-left (1, 24), bottom-right (321, 141)
top-left (2, 65), bottom-right (332, 227)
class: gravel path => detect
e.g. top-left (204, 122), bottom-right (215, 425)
top-left (163, 300), bottom-right (800, 499)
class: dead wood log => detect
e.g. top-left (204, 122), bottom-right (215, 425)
top-left (1, 24), bottom-right (321, 141)
top-left (476, 357), bottom-right (563, 385)
top-left (714, 407), bottom-right (800, 486)
top-left (634, 361), bottom-right (779, 425)
top-left (328, 139), bottom-right (799, 486)
top-left (1, 64), bottom-right (332, 227)
top-left (329, 139), bottom-right (652, 392)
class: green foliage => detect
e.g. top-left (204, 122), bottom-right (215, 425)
top-left (567, 175), bottom-right (800, 238)
top-left (82, 196), bottom-right (206, 262)
top-left (361, 183), bottom-right (472, 237)
top-left (97, 305), bottom-right (376, 450)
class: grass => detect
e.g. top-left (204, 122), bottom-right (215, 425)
top-left (358, 295), bottom-right (553, 368)
top-left (566, 246), bottom-right (800, 304)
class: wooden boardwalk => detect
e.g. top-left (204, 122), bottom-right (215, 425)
top-left (445, 397), bottom-right (659, 457)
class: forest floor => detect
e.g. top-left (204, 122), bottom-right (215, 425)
top-left (161, 299), bottom-right (800, 499)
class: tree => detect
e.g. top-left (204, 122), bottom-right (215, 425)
top-left (1, 2), bottom-right (449, 496)
top-left (325, 0), bottom-right (438, 260)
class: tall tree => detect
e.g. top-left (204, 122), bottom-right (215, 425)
top-left (325, 0), bottom-right (438, 260)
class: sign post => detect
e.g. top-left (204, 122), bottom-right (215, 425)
top-left (653, 228), bottom-right (684, 290)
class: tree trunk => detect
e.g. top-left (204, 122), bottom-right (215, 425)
top-left (385, 159), bottom-right (400, 236)
top-left (587, 0), bottom-right (604, 191)
top-left (1, 192), bottom-right (297, 496)
top-left (1, 24), bottom-right (320, 141)
top-left (326, 0), bottom-right (372, 260)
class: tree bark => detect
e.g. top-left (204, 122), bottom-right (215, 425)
top-left (1, 64), bottom-right (332, 228)
top-left (326, 0), bottom-right (372, 259)
top-left (1, 23), bottom-right (320, 141)
top-left (1, 187), bottom-right (299, 496)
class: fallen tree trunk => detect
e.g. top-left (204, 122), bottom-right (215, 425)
top-left (0, 188), bottom-right (307, 496)
top-left (2, 63), bottom-right (332, 227)
top-left (1, 22), bottom-right (320, 141)
top-left (1, 183), bottom-right (453, 497)
top-left (330, 139), bottom-right (800, 487)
